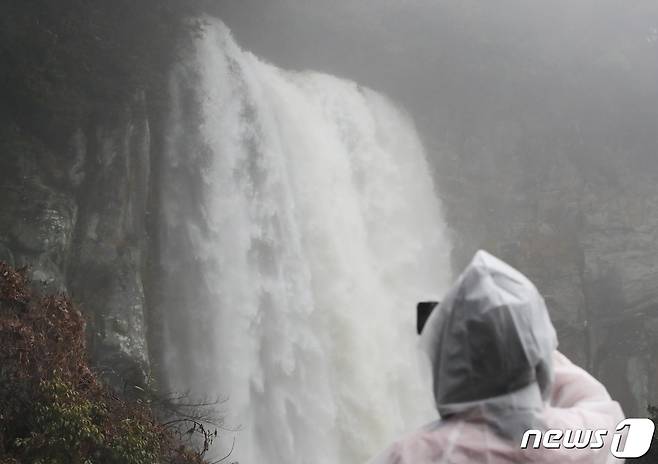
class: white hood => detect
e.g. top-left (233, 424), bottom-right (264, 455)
top-left (420, 250), bottom-right (558, 441)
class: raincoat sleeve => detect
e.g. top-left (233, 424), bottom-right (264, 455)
top-left (544, 351), bottom-right (625, 458)
top-left (548, 351), bottom-right (624, 417)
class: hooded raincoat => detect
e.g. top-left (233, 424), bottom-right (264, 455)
top-left (369, 250), bottom-right (625, 464)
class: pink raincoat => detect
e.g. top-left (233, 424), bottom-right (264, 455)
top-left (369, 250), bottom-right (625, 464)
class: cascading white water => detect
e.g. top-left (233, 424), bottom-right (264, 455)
top-left (159, 19), bottom-right (452, 464)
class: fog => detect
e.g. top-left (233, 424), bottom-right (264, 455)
top-left (215, 0), bottom-right (658, 162)
top-left (213, 0), bottom-right (658, 416)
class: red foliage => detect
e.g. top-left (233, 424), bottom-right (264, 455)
top-left (0, 265), bottom-right (88, 386)
top-left (0, 262), bottom-right (208, 463)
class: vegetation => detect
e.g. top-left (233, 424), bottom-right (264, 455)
top-left (0, 262), bottom-right (215, 464)
top-left (0, 0), bottom-right (207, 147)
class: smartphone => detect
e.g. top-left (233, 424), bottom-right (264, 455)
top-left (417, 301), bottom-right (439, 334)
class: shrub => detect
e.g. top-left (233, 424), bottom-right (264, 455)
top-left (0, 262), bottom-right (210, 464)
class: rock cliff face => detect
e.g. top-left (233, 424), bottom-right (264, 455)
top-left (580, 165), bottom-right (658, 416)
top-left (0, 95), bottom-right (153, 389)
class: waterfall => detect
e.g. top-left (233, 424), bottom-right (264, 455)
top-left (158, 19), bottom-right (452, 464)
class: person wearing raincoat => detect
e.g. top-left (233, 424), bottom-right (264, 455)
top-left (370, 250), bottom-right (625, 464)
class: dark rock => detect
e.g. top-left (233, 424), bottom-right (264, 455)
top-left (68, 98), bottom-right (152, 386)
top-left (0, 95), bottom-right (153, 391)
